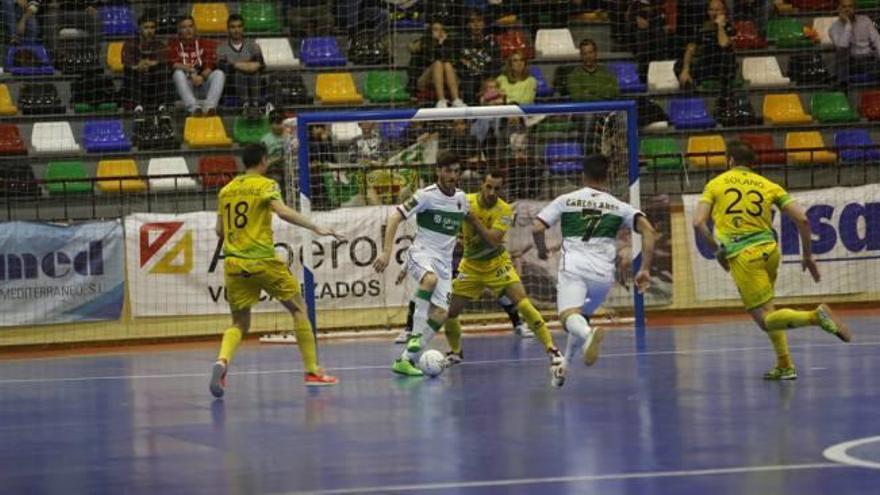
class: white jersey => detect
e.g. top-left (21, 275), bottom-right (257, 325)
top-left (537, 187), bottom-right (641, 281)
top-left (398, 184), bottom-right (469, 268)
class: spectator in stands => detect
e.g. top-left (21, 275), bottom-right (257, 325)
top-left (457, 10), bottom-right (502, 104)
top-left (169, 16), bottom-right (226, 116)
top-left (286, 0), bottom-right (333, 37)
top-left (44, 1), bottom-right (103, 52)
top-left (566, 39), bottom-right (620, 101)
top-left (261, 110), bottom-right (288, 171)
top-left (829, 0), bottom-right (880, 86)
top-left (3, 0), bottom-right (39, 44)
top-left (675, 0), bottom-right (736, 95)
top-left (411, 21), bottom-right (466, 108)
top-left (122, 11), bottom-right (167, 112)
top-left (217, 14), bottom-right (264, 118)
top-left (626, 0), bottom-right (673, 80)
top-left (496, 50), bottom-right (537, 105)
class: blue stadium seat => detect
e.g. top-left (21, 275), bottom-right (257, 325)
top-left (380, 121), bottom-right (411, 141)
top-left (530, 66), bottom-right (554, 97)
top-left (669, 98), bottom-right (716, 130)
top-left (834, 129), bottom-right (880, 162)
top-left (7, 44), bottom-right (53, 76)
top-left (545, 142), bottom-right (584, 174)
top-left (83, 120), bottom-right (132, 153)
top-left (301, 37), bottom-right (347, 67)
top-left (606, 62), bottom-right (646, 93)
top-left (99, 6), bottom-right (137, 37)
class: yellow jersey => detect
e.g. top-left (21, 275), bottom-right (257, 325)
top-left (699, 166), bottom-right (793, 257)
top-left (459, 193), bottom-right (513, 272)
top-left (218, 173), bottom-right (282, 259)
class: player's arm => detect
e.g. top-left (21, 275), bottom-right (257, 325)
top-left (781, 201), bottom-right (820, 282)
top-left (633, 215), bottom-right (657, 293)
top-left (692, 199), bottom-right (728, 272)
top-left (270, 199), bottom-right (343, 239)
top-left (532, 218), bottom-right (550, 260)
top-left (465, 212), bottom-right (502, 248)
top-left (373, 209), bottom-right (404, 273)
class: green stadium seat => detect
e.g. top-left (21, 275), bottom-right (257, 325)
top-left (767, 18), bottom-right (812, 48)
top-left (811, 92), bottom-right (859, 123)
top-left (240, 2), bottom-right (281, 33)
top-left (364, 71), bottom-right (410, 103)
top-left (45, 161), bottom-right (91, 194)
top-left (233, 116), bottom-right (271, 144)
top-left (640, 138), bottom-right (683, 170)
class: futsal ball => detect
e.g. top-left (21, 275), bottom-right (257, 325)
top-left (419, 350), bottom-right (446, 378)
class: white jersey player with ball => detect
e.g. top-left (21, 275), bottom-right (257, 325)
top-left (533, 154), bottom-right (657, 387)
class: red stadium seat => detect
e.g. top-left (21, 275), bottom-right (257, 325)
top-left (859, 90), bottom-right (880, 120)
top-left (496, 30), bottom-right (534, 60)
top-left (790, 0), bottom-right (837, 10)
top-left (732, 21), bottom-right (768, 50)
top-left (198, 156), bottom-right (238, 189)
top-left (739, 133), bottom-right (786, 165)
top-left (0, 124), bottom-right (27, 155)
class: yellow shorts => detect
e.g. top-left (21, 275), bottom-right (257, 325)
top-left (729, 242), bottom-right (780, 311)
top-left (224, 257), bottom-right (301, 312)
top-left (452, 259), bottom-right (521, 300)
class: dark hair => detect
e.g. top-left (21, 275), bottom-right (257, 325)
top-left (485, 168), bottom-right (507, 182)
top-left (242, 143), bottom-right (267, 168)
top-left (583, 154), bottom-right (610, 181)
top-left (178, 15), bottom-right (195, 26)
top-left (227, 14), bottom-right (244, 27)
top-left (269, 110), bottom-right (285, 124)
top-left (138, 10), bottom-right (157, 26)
top-left (727, 140), bottom-right (757, 166)
top-left (579, 38), bottom-right (597, 50)
top-left (466, 10), bottom-right (485, 23)
top-left (436, 150), bottom-right (460, 169)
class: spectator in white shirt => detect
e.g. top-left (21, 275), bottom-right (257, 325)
top-left (829, 0), bottom-right (880, 85)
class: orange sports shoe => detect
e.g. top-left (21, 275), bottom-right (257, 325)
top-left (304, 370), bottom-right (338, 387)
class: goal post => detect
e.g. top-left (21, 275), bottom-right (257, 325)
top-left (294, 101), bottom-right (646, 347)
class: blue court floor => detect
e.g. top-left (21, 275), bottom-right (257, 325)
top-left (1, 315), bottom-right (880, 494)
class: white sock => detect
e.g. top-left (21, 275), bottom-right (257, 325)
top-left (563, 313), bottom-right (591, 367)
top-left (402, 293), bottom-right (435, 362)
top-left (563, 333), bottom-right (582, 368)
top-left (401, 318), bottom-right (441, 363)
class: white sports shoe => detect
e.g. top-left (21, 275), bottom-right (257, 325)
top-left (581, 327), bottom-right (605, 366)
top-left (513, 322), bottom-right (535, 338)
top-left (436, 99), bottom-right (449, 108)
top-left (550, 364), bottom-right (566, 388)
top-left (451, 98), bottom-right (467, 107)
top-left (393, 329), bottom-right (411, 344)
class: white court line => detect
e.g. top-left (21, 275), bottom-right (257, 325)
top-left (273, 463), bottom-right (843, 495)
top-left (1, 340), bottom-right (879, 386)
top-left (823, 436), bottom-right (880, 469)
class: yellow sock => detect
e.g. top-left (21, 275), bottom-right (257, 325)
top-left (293, 316), bottom-right (319, 374)
top-left (516, 298), bottom-right (554, 351)
top-left (444, 317), bottom-right (462, 353)
top-left (765, 308), bottom-right (819, 331)
top-left (767, 331), bottom-right (794, 369)
top-left (217, 326), bottom-right (243, 364)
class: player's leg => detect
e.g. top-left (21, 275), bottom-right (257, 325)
top-left (502, 281), bottom-right (558, 355)
top-left (395, 272), bottom-right (451, 374)
top-left (497, 293), bottom-right (532, 338)
top-left (577, 278), bottom-right (613, 367)
top-left (211, 258), bottom-right (262, 397)
top-left (211, 308), bottom-right (251, 398)
top-left (442, 294), bottom-right (469, 366)
top-left (551, 271), bottom-right (590, 387)
top-left (394, 299), bottom-right (416, 344)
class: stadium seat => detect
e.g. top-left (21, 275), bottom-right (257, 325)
top-left (647, 60), bottom-right (679, 93)
top-left (811, 92), bottom-right (859, 123)
top-left (349, 32), bottom-right (391, 65)
top-left (859, 90), bottom-right (880, 120)
top-left (198, 156), bottom-right (238, 189)
top-left (0, 163), bottom-right (38, 197)
top-left (544, 142), bottom-right (584, 174)
top-left (380, 121), bottom-right (411, 142)
top-left (99, 6), bottom-right (136, 36)
top-left (0, 85), bottom-right (18, 115)
top-left (330, 122), bottom-right (362, 144)
top-left (71, 75), bottom-right (119, 114)
top-left (240, 2), bottom-right (281, 34)
top-left (640, 137), bottom-right (682, 170)
top-left (184, 116), bottom-right (233, 147)
top-left (157, 5), bottom-right (180, 35)
top-left (7, 44), bottom-right (53, 76)
top-left (742, 57), bottom-right (790, 87)
top-left (530, 66), bottom-right (554, 97)
top-left (534, 29), bottom-right (578, 59)
top-left (301, 37), bottom-right (347, 67)
top-left (763, 94), bottom-right (812, 125)
top-left (32, 122), bottom-right (79, 153)
top-left (19, 83), bottom-right (64, 115)
top-left (715, 94), bottom-right (762, 127)
top-left (606, 62), bottom-right (646, 93)
top-left (767, 18), bottom-right (811, 48)
top-left (106, 42), bottom-right (124, 73)
top-left (84, 120), bottom-right (132, 153)
top-left (192, 3), bottom-right (229, 34)
top-left (0, 124), bottom-right (26, 155)
top-left (813, 17), bottom-right (837, 46)
top-left (739, 133), bottom-right (786, 164)
top-left (788, 53), bottom-right (833, 85)
top-left (687, 135), bottom-right (727, 168)
top-left (791, 0), bottom-right (836, 10)
top-left (268, 73), bottom-right (310, 105)
top-left (315, 73), bottom-right (363, 104)
top-left (785, 132), bottom-right (837, 164)
top-left (96, 159), bottom-right (146, 193)
top-left (732, 20), bottom-right (768, 49)
top-left (45, 161), bottom-right (91, 194)
top-left (668, 98), bottom-right (716, 129)
top-left (57, 41), bottom-right (98, 74)
top-left (834, 129), bottom-right (880, 162)
top-left (256, 38), bottom-right (300, 69)
top-left (133, 112), bottom-right (178, 150)
top-left (232, 116), bottom-right (270, 144)
top-left (497, 30), bottom-right (533, 60)
top-left (364, 71), bottom-right (410, 103)
top-left (148, 157), bottom-right (198, 191)
top-left (857, 0), bottom-right (880, 6)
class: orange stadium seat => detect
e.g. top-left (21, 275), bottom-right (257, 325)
top-left (687, 135), bottom-right (727, 168)
top-left (0, 85), bottom-right (18, 115)
top-left (184, 116), bottom-right (233, 147)
top-left (315, 73), bottom-right (363, 105)
top-left (107, 42), bottom-right (124, 73)
top-left (763, 94), bottom-right (812, 125)
top-left (97, 159), bottom-right (147, 193)
top-left (785, 132), bottom-right (837, 164)
top-left (192, 3), bottom-right (229, 34)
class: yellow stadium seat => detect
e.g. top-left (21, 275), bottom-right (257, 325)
top-left (97, 159), bottom-right (147, 193)
top-left (0, 84), bottom-right (18, 115)
top-left (184, 116), bottom-right (233, 147)
top-left (763, 94), bottom-right (811, 125)
top-left (107, 42), bottom-right (124, 73)
top-left (687, 135), bottom-right (727, 168)
top-left (192, 3), bottom-right (229, 34)
top-left (316, 73), bottom-right (364, 105)
top-left (785, 132), bottom-right (837, 164)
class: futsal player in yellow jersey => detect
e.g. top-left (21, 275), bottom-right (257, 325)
top-left (693, 141), bottom-right (851, 380)
top-left (209, 144), bottom-right (343, 398)
top-left (442, 170), bottom-right (564, 375)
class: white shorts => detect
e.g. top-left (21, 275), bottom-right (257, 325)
top-left (406, 251), bottom-right (452, 310)
top-left (556, 270), bottom-right (613, 316)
